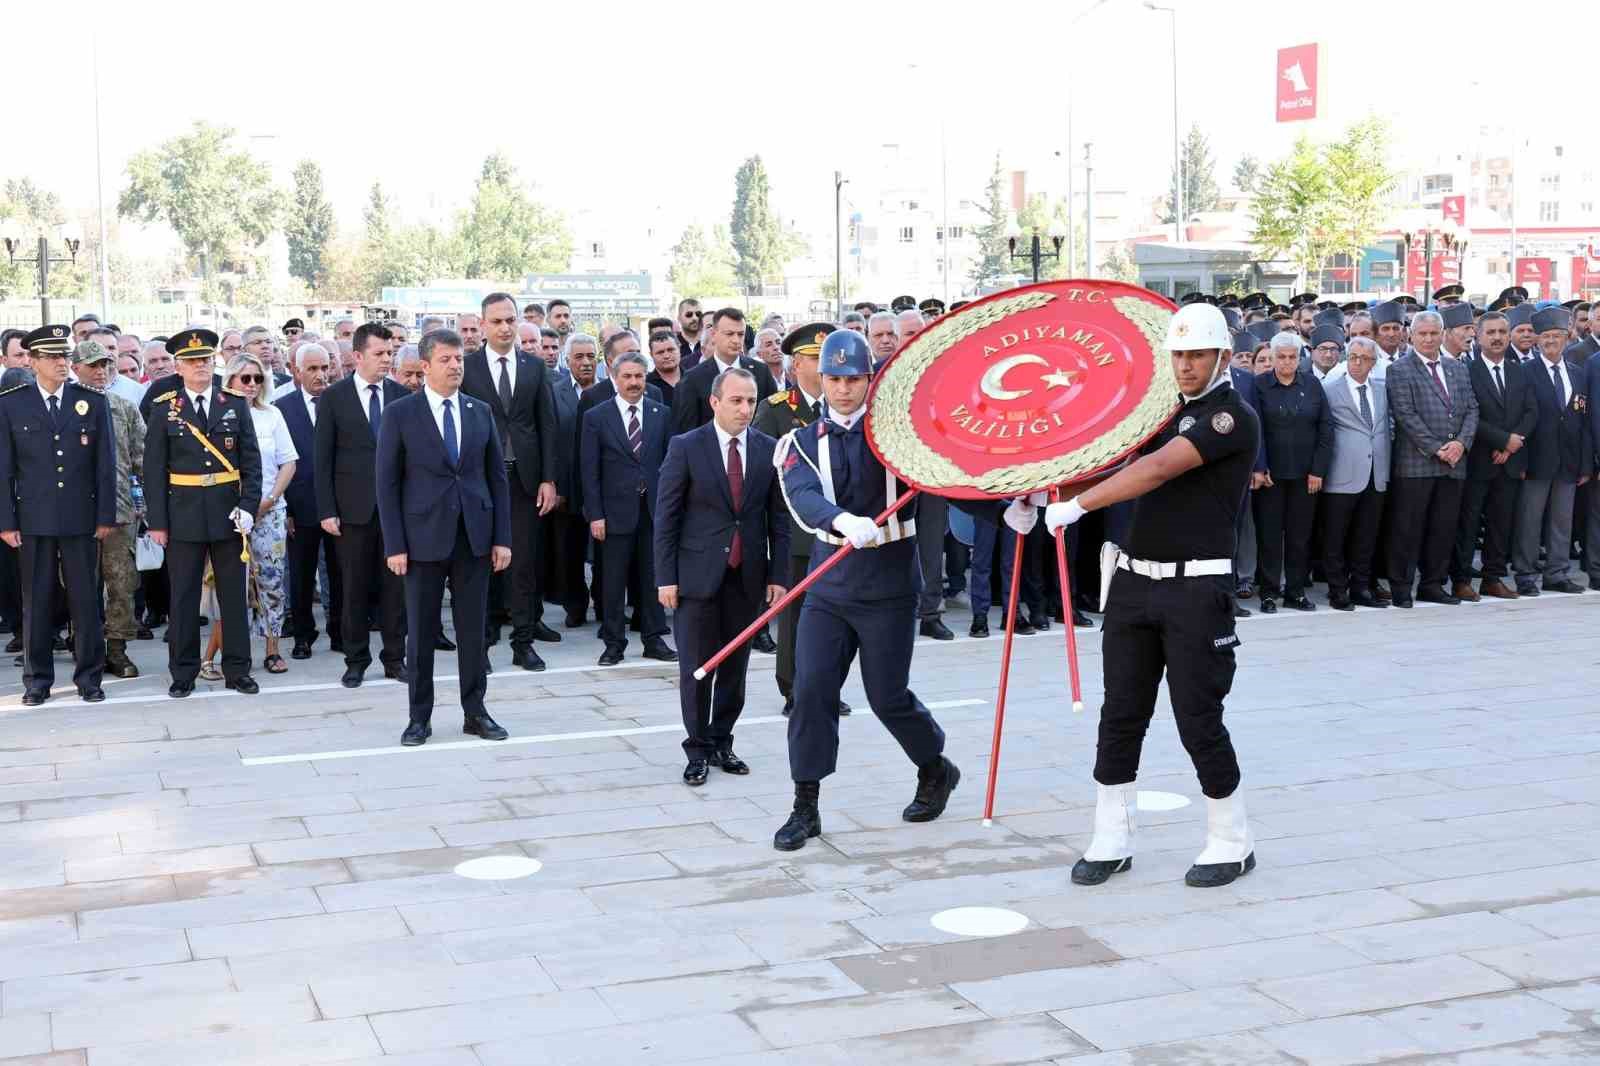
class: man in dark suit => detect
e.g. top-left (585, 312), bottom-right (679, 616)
top-left (1385, 310), bottom-right (1478, 607)
top-left (376, 329), bottom-right (511, 746)
top-left (1452, 311), bottom-right (1537, 600)
top-left (1228, 347), bottom-right (1270, 616)
top-left (314, 322), bottom-right (410, 687)
top-left (656, 367), bottom-right (788, 785)
top-left (579, 352), bottom-right (677, 666)
top-left (1587, 346), bottom-right (1600, 591)
top-left (274, 342), bottom-right (343, 657)
top-left (462, 293), bottom-right (559, 671)
top-left (0, 325), bottom-right (116, 704)
top-left (672, 307), bottom-right (777, 434)
top-left (547, 334), bottom-right (595, 628)
top-left (1513, 306), bottom-right (1592, 595)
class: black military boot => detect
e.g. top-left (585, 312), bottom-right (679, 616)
top-left (105, 639), bottom-right (139, 679)
top-left (903, 756), bottom-right (961, 822)
top-left (773, 781), bottom-right (821, 851)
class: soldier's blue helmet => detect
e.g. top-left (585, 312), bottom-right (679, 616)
top-left (819, 329), bottom-right (873, 377)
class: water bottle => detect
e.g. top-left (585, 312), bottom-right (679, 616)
top-left (131, 475), bottom-right (145, 516)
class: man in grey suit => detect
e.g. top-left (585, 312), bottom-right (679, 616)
top-left (1385, 310), bottom-right (1478, 608)
top-left (1321, 338), bottom-right (1391, 610)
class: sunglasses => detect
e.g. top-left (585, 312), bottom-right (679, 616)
top-left (236, 374), bottom-right (264, 384)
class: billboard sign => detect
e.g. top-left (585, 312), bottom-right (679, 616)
top-left (1276, 44), bottom-right (1319, 122)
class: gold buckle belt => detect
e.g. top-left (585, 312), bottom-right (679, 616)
top-left (168, 471), bottom-right (240, 488)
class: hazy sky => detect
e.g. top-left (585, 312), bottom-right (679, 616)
top-left (9, 0), bottom-right (1595, 261)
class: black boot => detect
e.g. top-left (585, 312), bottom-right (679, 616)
top-left (773, 781), bottom-right (821, 851)
top-left (105, 639), bottom-right (139, 679)
top-left (903, 756), bottom-right (961, 822)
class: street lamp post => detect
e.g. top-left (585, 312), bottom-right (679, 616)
top-left (1084, 143), bottom-right (1096, 278)
top-left (4, 234), bottom-right (83, 326)
top-left (1145, 1), bottom-right (1181, 244)
top-left (1009, 230), bottom-right (1066, 285)
top-left (834, 170), bottom-right (848, 320)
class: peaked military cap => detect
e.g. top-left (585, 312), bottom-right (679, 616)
top-left (167, 328), bottom-right (219, 360)
top-left (781, 322), bottom-right (836, 358)
top-left (21, 324), bottom-right (71, 356)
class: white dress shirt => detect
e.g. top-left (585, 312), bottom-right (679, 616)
top-left (300, 387), bottom-right (320, 426)
top-left (355, 373), bottom-right (387, 424)
top-left (422, 384), bottom-right (459, 455)
top-left (1539, 355), bottom-right (1572, 402)
top-left (1344, 374), bottom-right (1377, 420)
top-left (187, 386), bottom-right (212, 413)
top-left (486, 344), bottom-right (518, 393)
top-left (1478, 353), bottom-right (1511, 399)
top-left (614, 392), bottom-right (646, 432)
top-left (712, 424), bottom-right (749, 473)
top-left (826, 404), bottom-right (865, 431)
top-left (1417, 354), bottom-right (1450, 399)
top-left (37, 382), bottom-right (65, 412)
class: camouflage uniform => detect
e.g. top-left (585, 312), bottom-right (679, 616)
top-left (100, 387), bottom-right (145, 671)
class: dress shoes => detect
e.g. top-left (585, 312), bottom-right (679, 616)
top-left (1543, 579), bottom-right (1586, 594)
top-left (341, 667), bottom-right (363, 688)
top-left (563, 610), bottom-right (586, 629)
top-left (683, 759), bottom-right (709, 786)
top-left (903, 756), bottom-right (961, 822)
top-left (1235, 583), bottom-right (1254, 600)
top-left (712, 749), bottom-right (750, 775)
top-left (752, 628), bottom-right (778, 654)
top-left (168, 680), bottom-right (193, 698)
top-left (1233, 601), bottom-right (1253, 618)
top-left (1071, 856), bottom-right (1132, 886)
top-left (1391, 593), bottom-right (1415, 608)
top-left (969, 618), bottom-right (990, 638)
top-left (20, 689), bottom-right (48, 707)
top-left (838, 699), bottom-right (852, 717)
top-left (400, 722), bottom-right (431, 747)
top-left (1012, 616), bottom-right (1036, 636)
top-left (1516, 582), bottom-right (1540, 597)
top-left (383, 663), bottom-right (409, 682)
top-left (511, 646), bottom-right (547, 672)
top-left (1186, 851), bottom-right (1256, 888)
top-left (1350, 590), bottom-right (1387, 608)
top-left (1480, 579), bottom-right (1519, 600)
top-left (1373, 583), bottom-right (1392, 603)
top-left (1028, 611), bottom-right (1051, 632)
top-left (328, 638), bottom-right (345, 654)
top-left (1259, 597), bottom-right (1278, 614)
top-left (643, 642), bottom-right (678, 663)
top-left (435, 632), bottom-right (457, 651)
top-left (919, 618), bottom-right (955, 641)
top-left (1327, 592), bottom-right (1355, 612)
top-left (290, 642), bottom-right (313, 660)
top-left (11, 654), bottom-right (21, 667)
top-left (226, 675), bottom-right (260, 695)
top-left (463, 714), bottom-right (509, 741)
top-left (135, 624), bottom-right (154, 641)
top-left (532, 621), bottom-right (562, 643)
top-left (1283, 594), bottom-right (1316, 612)
top-left (79, 687), bottom-right (105, 703)
top-left (5, 634), bottom-right (22, 653)
top-left (1452, 581), bottom-right (1481, 603)
top-left (1416, 585), bottom-right (1460, 605)
top-left (1073, 608), bottom-right (1095, 628)
top-left (598, 645), bottom-right (625, 666)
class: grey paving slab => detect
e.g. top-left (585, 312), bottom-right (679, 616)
top-left (75, 885), bottom-right (325, 939)
top-left (1375, 989), bottom-right (1587, 1056)
top-left (472, 1012), bottom-right (769, 1066)
top-left (951, 958), bottom-right (1190, 1018)
top-left (311, 956), bottom-right (558, 1017)
top-left (1256, 954), bottom-right (1519, 1017)
top-left (740, 987), bottom-right (984, 1048)
top-left (47, 984), bottom-right (319, 1052)
top-left (80, 1017), bottom-right (383, 1066)
top-left (1255, 1014), bottom-right (1428, 1065)
top-left (1324, 910), bottom-right (1551, 962)
top-left (815, 1015), bottom-right (1096, 1064)
top-left (186, 906), bottom-right (409, 957)
top-left (1049, 986), bottom-right (1300, 1050)
top-left (1143, 933), bottom-right (1371, 987)
top-left (598, 960), bottom-right (863, 1023)
top-left (0, 930), bottom-right (190, 981)
top-left (1466, 931), bottom-right (1600, 984)
top-left (4, 958), bottom-right (233, 1013)
top-left (367, 989), bottom-right (618, 1054)
top-left (833, 927), bottom-right (1118, 993)
top-left (0, 1016), bottom-right (52, 1059)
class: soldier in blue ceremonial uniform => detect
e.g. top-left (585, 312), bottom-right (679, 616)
top-left (0, 325), bottom-right (116, 704)
top-left (144, 329), bottom-right (263, 698)
top-left (771, 330), bottom-right (960, 851)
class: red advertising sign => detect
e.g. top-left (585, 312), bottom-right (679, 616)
top-left (1516, 258), bottom-right (1554, 298)
top-left (1572, 256), bottom-right (1600, 296)
top-left (1405, 249), bottom-right (1460, 298)
top-left (1276, 44), bottom-right (1319, 123)
top-left (1441, 196), bottom-right (1465, 226)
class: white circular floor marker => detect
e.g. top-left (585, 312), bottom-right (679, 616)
top-left (453, 855), bottom-right (543, 881)
top-left (930, 907), bottom-right (1030, 938)
top-left (1136, 790), bottom-right (1191, 812)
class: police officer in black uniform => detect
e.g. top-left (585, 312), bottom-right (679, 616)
top-left (771, 329), bottom-right (959, 851)
top-left (144, 329), bottom-right (263, 698)
top-left (753, 321), bottom-right (852, 720)
top-left (1023, 302), bottom-right (1262, 888)
top-left (0, 325), bottom-right (116, 704)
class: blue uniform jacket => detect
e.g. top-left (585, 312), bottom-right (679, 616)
top-left (779, 414), bottom-right (920, 602)
top-left (0, 381), bottom-right (116, 536)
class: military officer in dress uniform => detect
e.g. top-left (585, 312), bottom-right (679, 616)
top-left (1021, 302), bottom-right (1263, 889)
top-left (753, 322), bottom-right (851, 719)
top-left (144, 329), bottom-right (263, 698)
top-left (771, 329), bottom-right (959, 852)
top-left (0, 325), bottom-right (116, 704)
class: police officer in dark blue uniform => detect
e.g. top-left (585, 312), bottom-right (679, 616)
top-left (771, 330), bottom-right (959, 851)
top-left (0, 325), bottom-right (116, 705)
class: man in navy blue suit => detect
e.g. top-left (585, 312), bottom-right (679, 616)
top-left (274, 342), bottom-right (342, 659)
top-left (655, 367), bottom-right (789, 785)
top-left (580, 353), bottom-right (678, 666)
top-left (376, 329), bottom-right (513, 747)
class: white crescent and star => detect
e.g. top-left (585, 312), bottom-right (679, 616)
top-left (978, 354), bottom-right (1080, 401)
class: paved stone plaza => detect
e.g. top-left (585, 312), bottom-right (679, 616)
top-left (0, 587), bottom-right (1596, 1065)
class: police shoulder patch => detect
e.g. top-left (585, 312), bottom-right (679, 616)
top-left (1211, 411), bottom-right (1235, 434)
top-left (1178, 415), bottom-right (1197, 433)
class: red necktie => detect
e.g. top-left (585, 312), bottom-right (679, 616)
top-left (1426, 360), bottom-right (1451, 411)
top-left (727, 436), bottom-right (743, 568)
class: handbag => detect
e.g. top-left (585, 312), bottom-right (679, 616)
top-left (135, 529), bottom-right (165, 571)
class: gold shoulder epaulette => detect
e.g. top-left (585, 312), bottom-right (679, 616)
top-left (72, 381), bottom-right (105, 394)
top-left (767, 392), bottom-right (788, 406)
top-left (0, 383), bottom-right (26, 396)
top-left (222, 385), bottom-right (249, 398)
top-left (152, 390), bottom-right (178, 403)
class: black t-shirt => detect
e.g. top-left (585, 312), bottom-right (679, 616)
top-left (1126, 384), bottom-right (1260, 563)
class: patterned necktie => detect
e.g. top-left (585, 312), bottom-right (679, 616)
top-left (727, 436), bottom-right (743, 568)
top-left (1551, 364), bottom-right (1565, 408)
top-left (1426, 360), bottom-right (1450, 411)
top-left (627, 405), bottom-right (642, 457)
top-left (47, 395), bottom-right (60, 430)
top-left (368, 384), bottom-right (382, 437)
top-left (497, 357), bottom-right (514, 459)
top-left (441, 398), bottom-right (458, 466)
top-left (1357, 383), bottom-right (1373, 428)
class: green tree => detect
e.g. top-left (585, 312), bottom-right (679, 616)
top-left (1163, 124), bottom-right (1220, 224)
top-left (1249, 135), bottom-right (1337, 287)
top-left (118, 121), bottom-right (283, 277)
top-left (1012, 193), bottom-right (1087, 281)
top-left (970, 154), bottom-right (1010, 287)
top-left (455, 152), bottom-right (572, 279)
top-left (1323, 117), bottom-right (1397, 265)
top-left (1233, 154), bottom-right (1261, 194)
top-left (363, 182), bottom-right (393, 246)
top-left (668, 222), bottom-right (738, 301)
top-left (0, 179), bottom-right (96, 303)
top-left (1098, 242), bottom-right (1138, 283)
top-left (286, 159), bottom-right (336, 296)
top-left (729, 155), bottom-right (803, 297)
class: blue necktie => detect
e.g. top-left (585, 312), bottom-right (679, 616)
top-left (367, 383), bottom-right (382, 438)
top-left (47, 395), bottom-right (60, 430)
top-left (442, 398), bottom-right (458, 467)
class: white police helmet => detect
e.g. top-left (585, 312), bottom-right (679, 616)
top-left (1164, 303), bottom-right (1232, 352)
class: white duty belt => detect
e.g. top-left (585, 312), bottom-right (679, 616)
top-left (1113, 550), bottom-right (1232, 580)
top-left (775, 427), bottom-right (915, 549)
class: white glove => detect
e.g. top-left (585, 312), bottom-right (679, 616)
top-left (230, 507), bottom-right (254, 535)
top-left (1002, 497), bottom-right (1039, 535)
top-left (833, 512), bottom-right (882, 549)
top-left (1044, 498), bottom-right (1086, 535)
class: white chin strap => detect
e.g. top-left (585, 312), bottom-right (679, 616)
top-left (1183, 352), bottom-right (1231, 403)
